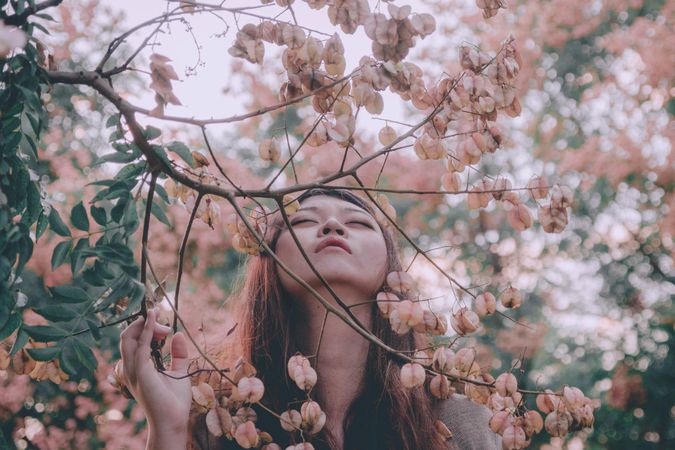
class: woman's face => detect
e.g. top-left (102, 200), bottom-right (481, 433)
top-left (274, 195), bottom-right (389, 302)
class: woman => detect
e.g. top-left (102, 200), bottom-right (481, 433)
top-left (120, 188), bottom-right (501, 450)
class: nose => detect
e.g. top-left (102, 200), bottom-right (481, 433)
top-left (319, 217), bottom-right (346, 236)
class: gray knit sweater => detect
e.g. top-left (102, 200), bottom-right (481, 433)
top-left (190, 394), bottom-right (501, 450)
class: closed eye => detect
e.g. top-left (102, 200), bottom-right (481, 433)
top-left (290, 219), bottom-right (315, 226)
top-left (349, 221), bottom-right (373, 228)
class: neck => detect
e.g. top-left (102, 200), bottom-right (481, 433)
top-left (292, 285), bottom-right (373, 443)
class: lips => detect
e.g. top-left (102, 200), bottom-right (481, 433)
top-left (315, 237), bottom-right (352, 254)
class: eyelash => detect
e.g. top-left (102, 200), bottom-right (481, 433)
top-left (291, 219), bottom-right (372, 228)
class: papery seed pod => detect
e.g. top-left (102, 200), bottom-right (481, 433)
top-left (410, 13), bottom-right (436, 37)
top-left (495, 373), bottom-right (518, 397)
top-left (502, 425), bottom-right (528, 449)
top-left (435, 420), bottom-right (453, 440)
top-left (535, 389), bottom-right (561, 414)
top-left (562, 386), bottom-right (585, 411)
top-left (573, 403), bottom-right (595, 428)
top-left (414, 133), bottom-right (445, 160)
top-left (489, 410), bottom-right (512, 434)
top-left (474, 292), bottom-right (497, 316)
top-left (287, 444), bottom-right (316, 450)
top-left (192, 151), bottom-right (210, 167)
top-left (206, 406), bottom-right (233, 438)
top-left (416, 309), bottom-right (448, 335)
top-left (527, 176), bottom-right (548, 200)
top-left (386, 271), bottom-right (415, 294)
top-left (491, 177), bottom-right (512, 200)
top-left (454, 348), bottom-right (476, 373)
top-left (0, 347), bottom-right (9, 370)
top-left (232, 357), bottom-right (257, 383)
top-left (508, 203), bottom-right (533, 231)
top-left (279, 409), bottom-right (302, 432)
top-left (467, 186), bottom-right (491, 210)
top-left (192, 382), bottom-right (216, 411)
top-left (376, 291), bottom-right (398, 318)
top-left (432, 347), bottom-right (456, 373)
top-left (441, 172), bottom-right (462, 193)
top-left (500, 286), bottom-right (522, 309)
top-left (378, 125), bottom-right (397, 146)
top-left (108, 360), bottom-right (134, 399)
top-left (236, 407), bottom-right (258, 424)
top-left (393, 299), bottom-right (425, 328)
top-left (261, 444), bottom-right (282, 450)
top-left (544, 411), bottom-right (572, 437)
top-left (430, 374), bottom-right (452, 399)
top-left (450, 307), bottom-right (480, 336)
top-left (447, 152), bottom-right (466, 173)
top-left (522, 410), bottom-right (543, 436)
top-left (300, 401), bottom-right (326, 434)
top-left (400, 362), bottom-right (426, 388)
top-left (259, 138), bottom-right (281, 163)
top-left (550, 184), bottom-right (573, 209)
top-left (539, 204), bottom-right (568, 233)
top-left (237, 377), bottom-right (265, 403)
top-left (234, 421), bottom-right (259, 448)
top-left (282, 194), bottom-right (300, 216)
top-left (464, 376), bottom-right (491, 405)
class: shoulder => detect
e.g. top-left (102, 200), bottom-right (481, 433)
top-left (433, 394), bottom-right (502, 450)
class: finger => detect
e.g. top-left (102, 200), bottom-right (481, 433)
top-left (152, 323), bottom-right (172, 342)
top-left (119, 316), bottom-right (145, 384)
top-left (138, 308), bottom-right (157, 349)
top-left (169, 331), bottom-right (189, 373)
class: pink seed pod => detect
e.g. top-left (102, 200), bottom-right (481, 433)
top-left (430, 374), bottom-right (452, 399)
top-left (279, 410), bottom-right (302, 432)
top-left (300, 401), bottom-right (326, 435)
top-left (233, 421), bottom-right (259, 449)
top-left (522, 410), bottom-right (543, 436)
top-left (550, 184), bottom-right (573, 209)
top-left (376, 291), bottom-right (398, 318)
top-left (400, 362), bottom-right (426, 389)
top-left (508, 203), bottom-right (533, 231)
top-left (237, 377), bottom-right (265, 403)
top-left (386, 271), bottom-right (415, 294)
top-left (502, 425), bottom-right (528, 449)
top-left (535, 389), bottom-right (561, 414)
top-left (489, 410), bottom-right (512, 434)
top-left (450, 307), bottom-right (480, 336)
top-left (432, 347), bottom-right (456, 373)
top-left (474, 292), bottom-right (497, 317)
top-left (434, 420), bottom-right (453, 441)
top-left (261, 444), bottom-right (282, 450)
top-left (454, 348), bottom-right (476, 373)
top-left (500, 286), bottom-right (522, 309)
top-left (415, 309), bottom-right (448, 335)
top-left (562, 386), bottom-right (585, 411)
top-left (527, 175), bottom-right (549, 200)
top-left (495, 373), bottom-right (518, 397)
top-left (544, 411), bottom-right (573, 437)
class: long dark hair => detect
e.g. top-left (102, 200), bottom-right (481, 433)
top-left (215, 188), bottom-right (449, 450)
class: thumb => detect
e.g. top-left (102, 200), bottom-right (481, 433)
top-left (169, 331), bottom-right (189, 373)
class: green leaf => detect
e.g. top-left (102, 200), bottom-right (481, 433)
top-left (166, 141), bottom-right (195, 167)
top-left (70, 201), bottom-right (89, 232)
top-left (51, 240), bottom-right (72, 271)
top-left (0, 313), bottom-right (21, 341)
top-left (50, 285), bottom-right (89, 303)
top-left (73, 339), bottom-right (97, 372)
top-left (37, 302), bottom-right (89, 322)
top-left (150, 201), bottom-right (171, 227)
top-left (90, 205), bottom-right (107, 226)
top-left (35, 211), bottom-right (49, 240)
top-left (23, 325), bottom-right (70, 342)
top-left (70, 237), bottom-right (90, 274)
top-left (144, 125), bottom-right (162, 141)
top-left (48, 207), bottom-right (71, 237)
top-left (10, 328), bottom-right (29, 356)
top-left (106, 113), bottom-right (121, 128)
top-left (95, 151), bottom-right (139, 165)
top-left (87, 318), bottom-right (102, 341)
top-left (26, 346), bottom-right (61, 361)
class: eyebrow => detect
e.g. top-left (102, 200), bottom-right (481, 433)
top-left (296, 205), bottom-right (373, 218)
